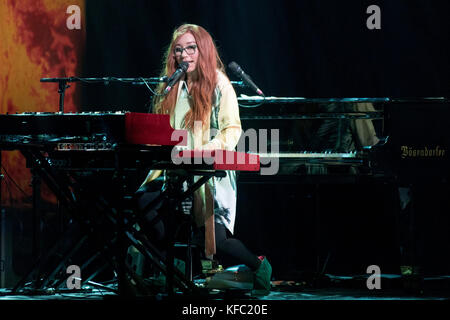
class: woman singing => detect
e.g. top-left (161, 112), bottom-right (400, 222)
top-left (139, 24), bottom-right (271, 294)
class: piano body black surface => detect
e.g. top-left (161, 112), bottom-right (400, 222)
top-left (0, 112), bottom-right (127, 148)
top-left (368, 98), bottom-right (450, 183)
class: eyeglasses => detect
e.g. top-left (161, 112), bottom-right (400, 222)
top-left (174, 44), bottom-right (197, 57)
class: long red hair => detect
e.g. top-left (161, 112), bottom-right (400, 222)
top-left (152, 24), bottom-right (225, 130)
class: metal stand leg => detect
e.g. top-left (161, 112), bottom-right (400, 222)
top-left (31, 169), bottom-right (42, 264)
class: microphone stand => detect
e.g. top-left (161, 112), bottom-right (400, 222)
top-left (41, 77), bottom-right (169, 113)
top-left (41, 77), bottom-right (246, 113)
top-left (57, 79), bottom-right (70, 113)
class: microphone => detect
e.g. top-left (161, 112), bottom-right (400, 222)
top-left (164, 61), bottom-right (189, 94)
top-left (228, 61), bottom-right (264, 96)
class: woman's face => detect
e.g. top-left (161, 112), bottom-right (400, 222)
top-left (173, 32), bottom-right (199, 75)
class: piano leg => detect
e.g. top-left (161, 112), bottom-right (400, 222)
top-left (396, 185), bottom-right (424, 294)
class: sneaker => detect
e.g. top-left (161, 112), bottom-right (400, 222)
top-left (252, 256), bottom-right (272, 296)
top-left (206, 265), bottom-right (253, 290)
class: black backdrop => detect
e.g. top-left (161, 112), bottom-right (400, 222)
top-left (81, 0), bottom-right (450, 278)
top-left (82, 0), bottom-right (450, 111)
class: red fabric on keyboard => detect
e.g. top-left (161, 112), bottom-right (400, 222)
top-left (125, 112), bottom-right (187, 146)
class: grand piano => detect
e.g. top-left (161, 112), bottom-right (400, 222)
top-left (234, 96), bottom-right (450, 279)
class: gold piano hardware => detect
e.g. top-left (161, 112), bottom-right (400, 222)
top-left (400, 146), bottom-right (446, 158)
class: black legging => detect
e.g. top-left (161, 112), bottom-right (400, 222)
top-left (203, 222), bottom-right (261, 271)
top-left (137, 189), bottom-right (260, 272)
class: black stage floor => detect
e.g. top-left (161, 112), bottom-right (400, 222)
top-left (1, 274), bottom-right (449, 301)
top-left (1, 278), bottom-right (448, 319)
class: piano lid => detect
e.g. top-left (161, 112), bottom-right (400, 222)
top-left (237, 96), bottom-right (449, 155)
top-left (237, 96), bottom-right (448, 104)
